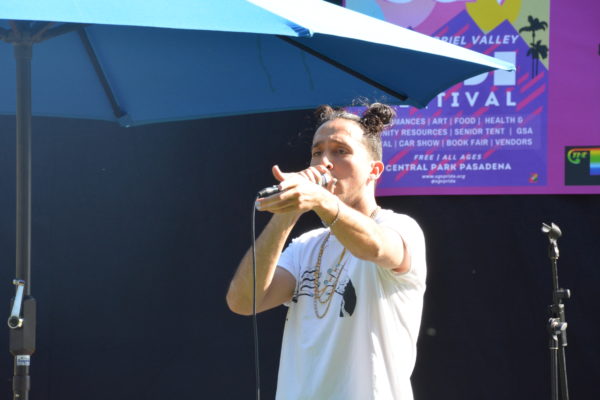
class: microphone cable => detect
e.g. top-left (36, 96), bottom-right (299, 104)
top-left (251, 195), bottom-right (261, 400)
top-left (250, 176), bottom-right (328, 399)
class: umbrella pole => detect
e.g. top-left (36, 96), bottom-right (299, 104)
top-left (8, 40), bottom-right (36, 400)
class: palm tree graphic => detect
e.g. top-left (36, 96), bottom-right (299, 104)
top-left (527, 40), bottom-right (549, 77)
top-left (519, 16), bottom-right (549, 77)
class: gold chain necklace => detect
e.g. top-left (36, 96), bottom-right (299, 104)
top-left (312, 206), bottom-right (380, 319)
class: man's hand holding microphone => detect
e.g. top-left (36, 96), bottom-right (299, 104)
top-left (255, 165), bottom-right (337, 216)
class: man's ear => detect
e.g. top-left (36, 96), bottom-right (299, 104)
top-left (369, 160), bottom-right (384, 181)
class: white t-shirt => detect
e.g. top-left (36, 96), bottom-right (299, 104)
top-left (275, 209), bottom-right (426, 400)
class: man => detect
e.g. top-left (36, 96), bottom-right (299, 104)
top-left (226, 104), bottom-right (426, 399)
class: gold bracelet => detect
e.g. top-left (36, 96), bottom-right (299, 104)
top-left (321, 200), bottom-right (340, 228)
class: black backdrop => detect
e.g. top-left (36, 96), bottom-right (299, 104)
top-left (1, 112), bottom-right (598, 399)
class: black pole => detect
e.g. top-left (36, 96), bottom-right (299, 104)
top-left (9, 40), bottom-right (37, 400)
top-left (15, 41), bottom-right (32, 296)
top-left (3, 22), bottom-right (85, 399)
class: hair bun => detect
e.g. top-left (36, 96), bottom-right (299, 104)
top-left (314, 105), bottom-right (336, 126)
top-left (360, 103), bottom-right (395, 137)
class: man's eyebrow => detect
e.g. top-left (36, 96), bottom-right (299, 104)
top-left (311, 138), bottom-right (346, 148)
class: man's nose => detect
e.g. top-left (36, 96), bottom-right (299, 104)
top-left (320, 154), bottom-right (333, 170)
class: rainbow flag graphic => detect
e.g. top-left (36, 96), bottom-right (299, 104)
top-left (591, 149), bottom-right (600, 176)
top-left (566, 147), bottom-right (600, 185)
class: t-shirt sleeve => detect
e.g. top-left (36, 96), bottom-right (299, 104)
top-left (277, 237), bottom-right (302, 282)
top-left (377, 211), bottom-right (427, 285)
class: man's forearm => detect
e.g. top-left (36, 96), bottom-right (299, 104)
top-left (226, 212), bottom-right (299, 315)
top-left (314, 196), bottom-right (406, 271)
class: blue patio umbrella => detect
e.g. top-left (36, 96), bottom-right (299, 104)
top-left (0, 1), bottom-right (515, 398)
top-left (0, 0), bottom-right (515, 125)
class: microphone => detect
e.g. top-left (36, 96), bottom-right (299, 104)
top-left (257, 173), bottom-right (332, 198)
top-left (541, 222), bottom-right (562, 241)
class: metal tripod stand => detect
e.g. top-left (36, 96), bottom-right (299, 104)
top-left (541, 222), bottom-right (570, 400)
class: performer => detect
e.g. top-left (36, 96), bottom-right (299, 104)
top-left (226, 103), bottom-right (427, 400)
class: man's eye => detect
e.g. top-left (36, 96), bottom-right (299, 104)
top-left (312, 151), bottom-right (322, 157)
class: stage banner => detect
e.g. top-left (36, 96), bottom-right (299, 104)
top-left (345, 0), bottom-right (552, 195)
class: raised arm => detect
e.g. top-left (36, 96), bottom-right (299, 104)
top-left (226, 165), bottom-right (333, 316)
top-left (317, 197), bottom-right (410, 273)
top-left (258, 185), bottom-right (410, 274)
top-left (226, 213), bottom-right (298, 316)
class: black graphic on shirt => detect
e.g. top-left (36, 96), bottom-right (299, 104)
top-left (292, 268), bottom-right (356, 318)
top-left (339, 279), bottom-right (356, 317)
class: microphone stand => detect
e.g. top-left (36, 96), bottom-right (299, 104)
top-left (542, 223), bottom-right (570, 400)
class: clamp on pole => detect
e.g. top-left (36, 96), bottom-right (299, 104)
top-left (8, 280), bottom-right (26, 329)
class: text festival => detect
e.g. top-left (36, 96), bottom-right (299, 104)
top-left (426, 34), bottom-right (519, 108)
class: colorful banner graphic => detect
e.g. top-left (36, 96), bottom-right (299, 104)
top-left (343, 0), bottom-right (585, 195)
top-left (565, 146), bottom-right (600, 185)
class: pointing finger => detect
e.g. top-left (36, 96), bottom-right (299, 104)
top-left (272, 165), bottom-right (290, 183)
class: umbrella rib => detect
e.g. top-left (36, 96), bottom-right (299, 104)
top-left (29, 22), bottom-right (55, 42)
top-left (37, 23), bottom-right (88, 42)
top-left (277, 35), bottom-right (407, 102)
top-left (77, 28), bottom-right (127, 120)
